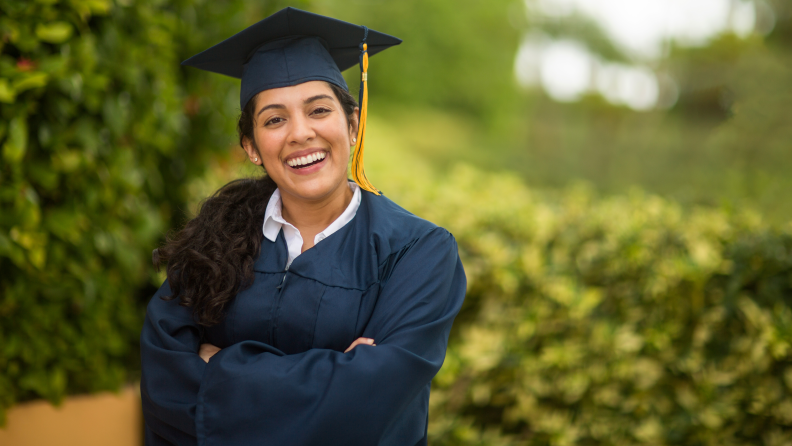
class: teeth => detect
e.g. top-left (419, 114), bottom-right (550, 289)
top-left (289, 152), bottom-right (326, 168)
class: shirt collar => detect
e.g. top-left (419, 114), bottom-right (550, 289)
top-left (262, 188), bottom-right (286, 242)
top-left (262, 182), bottom-right (361, 243)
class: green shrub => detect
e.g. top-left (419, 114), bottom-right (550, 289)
top-left (0, 0), bottom-right (307, 422)
top-left (368, 152), bottom-right (792, 444)
top-left (356, 118), bottom-right (792, 445)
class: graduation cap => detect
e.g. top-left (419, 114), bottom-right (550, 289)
top-left (181, 7), bottom-right (402, 195)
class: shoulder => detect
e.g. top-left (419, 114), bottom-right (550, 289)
top-left (359, 191), bottom-right (456, 261)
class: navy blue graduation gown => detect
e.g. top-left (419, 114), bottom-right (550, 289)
top-left (140, 191), bottom-right (467, 446)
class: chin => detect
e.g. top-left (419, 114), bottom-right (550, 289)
top-left (285, 176), bottom-right (347, 201)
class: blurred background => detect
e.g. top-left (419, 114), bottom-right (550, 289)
top-left (1, 0), bottom-right (791, 444)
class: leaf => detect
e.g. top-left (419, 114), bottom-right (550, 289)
top-left (12, 72), bottom-right (49, 92)
top-left (0, 233), bottom-right (11, 257)
top-left (2, 117), bottom-right (28, 163)
top-left (0, 79), bottom-right (15, 103)
top-left (85, 0), bottom-right (111, 14)
top-left (35, 22), bottom-right (74, 44)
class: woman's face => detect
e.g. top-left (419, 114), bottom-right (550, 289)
top-left (243, 81), bottom-right (358, 203)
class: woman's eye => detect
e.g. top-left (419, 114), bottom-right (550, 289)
top-left (311, 107), bottom-right (331, 116)
top-left (265, 117), bottom-right (284, 126)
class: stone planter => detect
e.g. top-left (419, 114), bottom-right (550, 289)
top-left (0, 385), bottom-right (141, 446)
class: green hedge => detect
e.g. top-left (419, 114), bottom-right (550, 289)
top-left (369, 157), bottom-right (792, 445)
top-left (0, 0), bottom-right (308, 422)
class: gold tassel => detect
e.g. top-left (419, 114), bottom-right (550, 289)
top-left (351, 43), bottom-right (380, 195)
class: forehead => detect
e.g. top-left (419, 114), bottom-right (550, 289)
top-left (255, 81), bottom-right (336, 108)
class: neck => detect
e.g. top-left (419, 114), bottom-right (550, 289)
top-left (280, 181), bottom-right (353, 239)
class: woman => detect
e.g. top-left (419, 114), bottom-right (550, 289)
top-left (140, 8), bottom-right (466, 446)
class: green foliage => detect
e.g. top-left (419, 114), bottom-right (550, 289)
top-left (365, 140), bottom-right (792, 445)
top-left (495, 8), bottom-right (792, 224)
top-left (0, 0), bottom-right (312, 422)
top-left (0, 0), bottom-right (170, 420)
top-left (321, 0), bottom-right (523, 132)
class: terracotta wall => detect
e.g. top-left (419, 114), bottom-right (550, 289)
top-left (0, 385), bottom-right (142, 446)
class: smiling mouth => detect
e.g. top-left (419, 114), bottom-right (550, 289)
top-left (287, 151), bottom-right (327, 169)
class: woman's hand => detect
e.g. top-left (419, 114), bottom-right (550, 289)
top-left (199, 343), bottom-right (222, 363)
top-left (344, 337), bottom-right (376, 353)
top-left (201, 339), bottom-right (373, 359)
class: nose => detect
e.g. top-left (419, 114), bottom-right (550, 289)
top-left (288, 113), bottom-right (316, 145)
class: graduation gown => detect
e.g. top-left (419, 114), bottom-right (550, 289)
top-left (140, 191), bottom-right (467, 446)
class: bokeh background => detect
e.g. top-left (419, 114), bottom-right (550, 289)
top-left (2, 0), bottom-right (792, 444)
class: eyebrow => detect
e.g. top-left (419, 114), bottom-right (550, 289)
top-left (256, 94), bottom-right (335, 118)
top-left (304, 94), bottom-right (334, 104)
top-left (257, 103), bottom-right (286, 117)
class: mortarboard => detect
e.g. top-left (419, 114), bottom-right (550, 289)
top-left (181, 7), bottom-right (402, 195)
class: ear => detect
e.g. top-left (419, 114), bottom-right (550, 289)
top-left (241, 136), bottom-right (261, 165)
top-left (348, 107), bottom-right (360, 145)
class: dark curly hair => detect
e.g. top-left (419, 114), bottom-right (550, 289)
top-left (154, 82), bottom-right (358, 326)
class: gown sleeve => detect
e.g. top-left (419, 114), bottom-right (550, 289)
top-left (140, 227), bottom-right (466, 446)
top-left (140, 280), bottom-right (207, 445)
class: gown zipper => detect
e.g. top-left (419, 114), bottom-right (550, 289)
top-left (271, 264), bottom-right (289, 346)
top-left (276, 264), bottom-right (289, 289)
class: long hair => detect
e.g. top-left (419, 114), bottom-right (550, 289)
top-left (154, 82), bottom-right (358, 326)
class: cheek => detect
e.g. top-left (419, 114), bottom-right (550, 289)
top-left (332, 131), bottom-right (352, 159)
top-left (255, 132), bottom-right (285, 162)
top-left (328, 118), bottom-right (354, 147)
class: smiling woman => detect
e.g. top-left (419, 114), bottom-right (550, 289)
top-left (243, 82), bottom-right (357, 206)
top-left (140, 7), bottom-right (466, 446)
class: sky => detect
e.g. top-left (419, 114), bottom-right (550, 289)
top-left (515, 0), bottom-right (768, 109)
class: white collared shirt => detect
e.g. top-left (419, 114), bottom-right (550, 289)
top-left (262, 182), bottom-right (361, 269)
